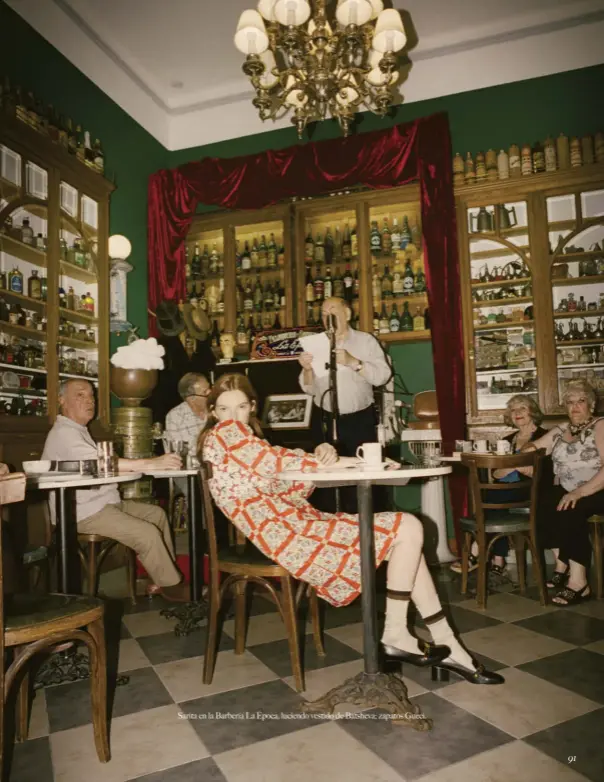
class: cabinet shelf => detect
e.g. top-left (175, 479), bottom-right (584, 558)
top-left (558, 363), bottom-right (604, 370)
top-left (59, 372), bottom-right (98, 383)
top-left (554, 308), bottom-right (604, 319)
top-left (472, 296), bottom-right (532, 309)
top-left (555, 338), bottom-right (604, 347)
top-left (0, 176), bottom-right (20, 200)
top-left (552, 250), bottom-right (604, 261)
top-left (470, 245), bottom-right (529, 261)
top-left (0, 290), bottom-right (46, 314)
top-left (474, 319), bottom-right (534, 331)
top-left (0, 235), bottom-right (47, 267)
top-left (471, 276), bottom-right (531, 290)
top-left (476, 365), bottom-right (536, 376)
top-left (59, 337), bottom-right (98, 350)
top-left (58, 260), bottom-right (98, 284)
top-left (0, 323), bottom-right (46, 341)
top-left (0, 362), bottom-right (46, 374)
top-left (466, 225), bottom-right (529, 240)
top-left (552, 274), bottom-right (604, 287)
top-left (58, 307), bottom-right (98, 325)
top-left (380, 330), bottom-right (431, 343)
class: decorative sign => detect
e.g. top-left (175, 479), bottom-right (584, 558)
top-left (250, 327), bottom-right (321, 360)
top-left (110, 258), bottom-right (133, 333)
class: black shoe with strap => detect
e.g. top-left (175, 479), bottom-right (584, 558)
top-left (546, 568), bottom-right (569, 589)
top-left (382, 640), bottom-right (451, 667)
top-left (432, 659), bottom-right (504, 685)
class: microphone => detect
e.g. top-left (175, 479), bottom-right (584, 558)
top-left (327, 313), bottom-right (338, 334)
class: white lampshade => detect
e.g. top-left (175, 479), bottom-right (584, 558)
top-left (372, 8), bottom-right (406, 52)
top-left (257, 0), bottom-right (276, 22)
top-left (336, 84), bottom-right (359, 106)
top-left (108, 234), bottom-right (132, 260)
top-left (367, 0), bottom-right (383, 19)
top-left (274, 0), bottom-right (311, 26)
top-left (234, 10), bottom-right (269, 54)
top-left (284, 75), bottom-right (308, 106)
top-left (336, 0), bottom-right (372, 27)
top-left (259, 48), bottom-right (279, 88)
top-left (366, 66), bottom-right (398, 86)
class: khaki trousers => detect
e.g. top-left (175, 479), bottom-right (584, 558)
top-left (78, 501), bottom-right (180, 587)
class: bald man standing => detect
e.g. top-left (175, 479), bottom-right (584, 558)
top-left (298, 297), bottom-right (392, 512)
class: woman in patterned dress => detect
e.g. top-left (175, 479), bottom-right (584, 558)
top-left (527, 379), bottom-right (603, 605)
top-left (199, 373), bottom-right (503, 685)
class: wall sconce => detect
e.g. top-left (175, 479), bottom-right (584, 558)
top-left (109, 234), bottom-right (133, 334)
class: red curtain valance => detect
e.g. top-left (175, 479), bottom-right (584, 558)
top-left (147, 112), bottom-right (466, 544)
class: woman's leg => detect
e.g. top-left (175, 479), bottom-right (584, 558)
top-left (551, 492), bottom-right (598, 603)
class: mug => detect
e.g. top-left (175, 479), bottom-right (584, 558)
top-left (97, 441), bottom-right (117, 478)
top-left (473, 439), bottom-right (488, 453)
top-left (455, 440), bottom-right (473, 453)
top-left (496, 440), bottom-right (512, 455)
top-left (356, 442), bottom-right (382, 466)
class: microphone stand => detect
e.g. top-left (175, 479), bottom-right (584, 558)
top-left (326, 314), bottom-right (341, 512)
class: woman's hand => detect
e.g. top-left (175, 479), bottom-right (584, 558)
top-left (0, 463), bottom-right (9, 477)
top-left (298, 352), bottom-right (314, 371)
top-left (557, 487), bottom-right (585, 510)
top-left (314, 443), bottom-right (338, 466)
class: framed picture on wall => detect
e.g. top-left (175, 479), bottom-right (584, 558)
top-left (262, 394), bottom-right (313, 430)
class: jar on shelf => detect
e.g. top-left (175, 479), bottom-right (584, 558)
top-left (557, 133), bottom-right (570, 169)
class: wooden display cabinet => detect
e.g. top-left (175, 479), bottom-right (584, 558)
top-left (456, 163), bottom-right (604, 427)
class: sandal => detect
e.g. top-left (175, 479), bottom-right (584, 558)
top-left (546, 568), bottom-right (569, 589)
top-left (490, 563), bottom-right (506, 577)
top-left (552, 584), bottom-right (591, 606)
top-left (450, 554), bottom-right (478, 574)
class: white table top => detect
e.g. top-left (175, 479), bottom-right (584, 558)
top-left (438, 454), bottom-right (462, 462)
top-left (27, 473), bottom-right (143, 490)
top-left (277, 463), bottom-right (452, 486)
top-left (144, 469), bottom-right (199, 478)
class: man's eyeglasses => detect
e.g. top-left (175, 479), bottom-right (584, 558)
top-left (187, 391), bottom-right (210, 399)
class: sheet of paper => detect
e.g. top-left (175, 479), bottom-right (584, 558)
top-left (299, 332), bottom-right (330, 378)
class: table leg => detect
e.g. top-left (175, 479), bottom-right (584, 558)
top-left (301, 481), bottom-right (432, 730)
top-left (160, 473), bottom-right (208, 636)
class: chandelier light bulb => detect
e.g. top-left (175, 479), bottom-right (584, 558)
top-left (108, 234), bottom-right (132, 261)
top-left (274, 0), bottom-right (311, 26)
top-left (257, 0), bottom-right (276, 22)
top-left (372, 8), bottom-right (406, 52)
top-left (285, 75), bottom-right (308, 106)
top-left (366, 67), bottom-right (398, 86)
top-left (234, 9), bottom-right (269, 54)
top-left (336, 0), bottom-right (372, 27)
top-left (259, 48), bottom-right (279, 88)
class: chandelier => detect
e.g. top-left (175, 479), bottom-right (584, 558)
top-left (234, 0), bottom-right (407, 137)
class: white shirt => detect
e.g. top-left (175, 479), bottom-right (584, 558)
top-left (299, 327), bottom-right (392, 414)
top-left (165, 401), bottom-right (207, 454)
top-left (42, 415), bottom-right (120, 522)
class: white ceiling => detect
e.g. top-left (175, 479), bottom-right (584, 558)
top-left (7, 0), bottom-right (604, 151)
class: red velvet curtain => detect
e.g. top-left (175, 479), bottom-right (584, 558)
top-left (147, 112), bottom-right (466, 544)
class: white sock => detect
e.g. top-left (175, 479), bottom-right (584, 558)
top-left (425, 614), bottom-right (475, 670)
top-left (381, 591), bottom-right (421, 654)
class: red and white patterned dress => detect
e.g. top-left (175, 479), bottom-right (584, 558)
top-left (203, 420), bottom-right (404, 607)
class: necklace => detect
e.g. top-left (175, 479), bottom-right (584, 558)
top-left (568, 417), bottom-right (595, 436)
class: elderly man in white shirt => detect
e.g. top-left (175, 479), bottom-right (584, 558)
top-left (42, 379), bottom-right (189, 602)
top-left (298, 296), bottom-right (392, 511)
top-left (165, 372), bottom-right (210, 456)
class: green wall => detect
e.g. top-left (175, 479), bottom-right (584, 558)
top-left (0, 0), bottom-right (168, 346)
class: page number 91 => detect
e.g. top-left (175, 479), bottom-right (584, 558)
top-left (568, 756), bottom-right (576, 763)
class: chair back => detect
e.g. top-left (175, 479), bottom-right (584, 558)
top-left (461, 450), bottom-right (545, 536)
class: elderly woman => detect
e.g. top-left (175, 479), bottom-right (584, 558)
top-left (452, 394), bottom-right (547, 575)
top-left (526, 379), bottom-right (601, 605)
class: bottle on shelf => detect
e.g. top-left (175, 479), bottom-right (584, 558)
top-left (342, 224), bottom-right (352, 259)
top-left (389, 303), bottom-right (400, 332)
top-left (263, 281), bottom-right (274, 311)
top-left (209, 244), bottom-right (219, 275)
top-left (544, 136), bottom-right (557, 172)
top-left (379, 304), bottom-right (390, 334)
top-left (84, 292), bottom-right (94, 314)
top-left (267, 234), bottom-right (278, 268)
top-left (273, 312), bottom-right (282, 329)
top-left (475, 151), bottom-right (486, 181)
top-left (372, 269), bottom-right (382, 303)
top-left (93, 140), bottom-right (104, 174)
top-left (8, 267), bottom-right (23, 294)
top-left (370, 221), bottom-right (381, 255)
top-left (508, 143), bottom-right (521, 177)
top-left (400, 216), bottom-right (412, 250)
top-left (373, 310), bottom-right (380, 336)
top-left (66, 285), bottom-right (75, 310)
top-left (521, 144), bottom-right (532, 176)
top-left (381, 218), bottom-right (392, 255)
top-left (278, 282), bottom-right (286, 310)
top-left (253, 276), bottom-right (263, 311)
top-left (464, 152), bottom-right (475, 184)
top-left (305, 231), bottom-right (315, 263)
top-left (353, 269), bottom-right (360, 299)
top-left (313, 264), bottom-right (324, 301)
top-left (334, 226), bottom-right (343, 261)
top-left (40, 275), bottom-right (47, 302)
top-left (21, 218), bottom-right (34, 245)
top-left (414, 264), bottom-right (426, 294)
top-left (400, 301), bottom-right (413, 331)
top-left (497, 149), bottom-right (509, 180)
top-left (241, 241), bottom-right (252, 272)
top-left (382, 266), bottom-right (393, 298)
top-left (250, 238), bottom-right (260, 270)
top-left (333, 267), bottom-right (344, 299)
top-left (258, 235), bottom-right (268, 268)
top-left (314, 233), bottom-right (325, 263)
top-left (582, 135), bottom-right (595, 165)
top-left (216, 279), bottom-right (225, 314)
top-left (392, 257), bottom-right (404, 295)
top-left (236, 314), bottom-right (248, 346)
top-left (403, 259), bottom-right (415, 294)
top-left (413, 306), bottom-right (425, 331)
top-left (305, 266), bottom-right (315, 303)
top-left (391, 217), bottom-right (401, 249)
top-left (35, 233), bottom-right (45, 250)
top-left (24, 270), bottom-right (41, 300)
top-left (486, 149), bottom-right (498, 181)
top-left (243, 279), bottom-right (253, 311)
top-left (324, 266), bottom-right (333, 299)
top-left (324, 227), bottom-right (334, 264)
top-left (343, 264), bottom-right (353, 302)
top-left (532, 141), bottom-right (545, 173)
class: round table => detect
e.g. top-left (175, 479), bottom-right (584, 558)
top-left (276, 462), bottom-right (452, 729)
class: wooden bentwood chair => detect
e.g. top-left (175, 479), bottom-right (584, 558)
top-left (200, 464), bottom-right (325, 693)
top-left (77, 533), bottom-right (137, 606)
top-left (460, 450), bottom-right (548, 609)
top-left (0, 473), bottom-right (110, 777)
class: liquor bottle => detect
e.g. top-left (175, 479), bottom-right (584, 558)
top-left (413, 306), bottom-right (425, 331)
top-left (241, 241), bottom-right (252, 272)
top-left (244, 279), bottom-right (253, 311)
top-left (400, 301), bottom-right (413, 331)
top-left (273, 312), bottom-right (282, 329)
top-left (253, 276), bottom-right (263, 311)
top-left (400, 216), bottom-right (412, 250)
top-left (342, 224), bottom-right (352, 259)
top-left (234, 240), bottom-right (242, 273)
top-left (353, 269), bottom-right (360, 299)
top-left (370, 221), bottom-right (381, 255)
top-left (379, 304), bottom-right (390, 334)
top-left (381, 218), bottom-right (392, 255)
top-left (343, 264), bottom-right (353, 302)
top-left (278, 242), bottom-right (285, 266)
top-left (314, 233), bottom-right (325, 263)
top-left (74, 240), bottom-right (86, 267)
top-left (85, 292), bottom-right (95, 313)
top-left (93, 140), bottom-right (104, 174)
top-left (389, 303), bottom-right (400, 332)
top-left (21, 218), bottom-right (34, 245)
top-left (184, 246), bottom-right (192, 284)
top-left (324, 266), bottom-right (333, 299)
top-left (211, 320), bottom-right (221, 347)
top-left (34, 233), bottom-right (44, 250)
top-left (532, 141), bottom-right (545, 173)
top-left (250, 238), bottom-right (260, 270)
top-left (258, 235), bottom-right (268, 268)
top-left (235, 281), bottom-right (244, 313)
top-left (236, 314), bottom-right (248, 346)
top-left (372, 270), bottom-right (382, 303)
top-left (305, 231), bottom-right (315, 263)
top-left (402, 259), bottom-right (415, 294)
top-left (272, 281), bottom-right (279, 311)
top-left (414, 265), bottom-right (426, 293)
top-left (248, 315), bottom-right (256, 346)
top-left (201, 245), bottom-right (210, 277)
top-left (66, 285), bottom-right (75, 310)
top-left (217, 246), bottom-right (224, 275)
top-left (8, 267), bottom-right (23, 294)
top-left (351, 225), bottom-right (358, 257)
top-left (509, 144), bottom-right (521, 177)
top-left (392, 258), bottom-right (404, 295)
top-left (391, 217), bottom-right (401, 249)
top-left (267, 233), bottom-right (277, 268)
top-left (382, 266), bottom-right (393, 298)
top-left (373, 310), bottom-right (380, 336)
top-left (209, 244), bottom-right (219, 275)
top-left (307, 305), bottom-right (315, 327)
top-left (305, 266), bottom-right (315, 302)
top-left (263, 281), bottom-right (274, 311)
top-left (333, 267), bottom-right (345, 299)
top-left (570, 137), bottom-right (582, 167)
top-left (324, 226), bottom-right (334, 264)
top-left (191, 245), bottom-right (201, 278)
top-left (313, 264), bottom-right (324, 301)
top-left (278, 282), bottom-right (286, 309)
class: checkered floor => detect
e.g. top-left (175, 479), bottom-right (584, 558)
top-left (8, 567), bottom-right (604, 782)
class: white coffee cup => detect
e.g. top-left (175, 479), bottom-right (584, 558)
top-left (496, 440), bottom-right (512, 455)
top-left (356, 442), bottom-right (382, 466)
top-left (473, 439), bottom-right (488, 453)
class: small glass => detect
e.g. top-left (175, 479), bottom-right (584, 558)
top-left (97, 441), bottom-right (117, 478)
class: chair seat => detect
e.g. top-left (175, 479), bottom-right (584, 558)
top-left (77, 533), bottom-right (114, 543)
top-left (460, 514), bottom-right (531, 534)
top-left (4, 592), bottom-right (104, 644)
top-left (217, 543), bottom-right (282, 571)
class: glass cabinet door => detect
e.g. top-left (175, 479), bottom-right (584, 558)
top-left (185, 223), bottom-right (225, 349)
top-left (549, 187), bottom-right (604, 410)
top-left (467, 200), bottom-right (537, 413)
top-left (0, 144), bottom-right (49, 418)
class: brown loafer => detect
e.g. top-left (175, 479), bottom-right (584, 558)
top-left (160, 582), bottom-right (190, 603)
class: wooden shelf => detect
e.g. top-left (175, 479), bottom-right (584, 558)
top-left (59, 337), bottom-right (98, 350)
top-left (0, 234), bottom-right (47, 268)
top-left (59, 372), bottom-right (98, 383)
top-left (471, 276), bottom-right (531, 290)
top-left (552, 250), bottom-right (604, 261)
top-left (0, 290), bottom-right (46, 314)
top-left (467, 225), bottom-right (529, 239)
top-left (476, 365), bottom-right (536, 376)
top-left (234, 267), bottom-right (286, 278)
top-left (552, 274), bottom-right (604, 287)
top-left (59, 307), bottom-right (98, 325)
top-left (474, 319), bottom-right (534, 331)
top-left (554, 308), bottom-right (604, 319)
top-left (472, 296), bottom-right (532, 309)
top-left (470, 245), bottom-right (529, 261)
top-left (0, 322), bottom-right (46, 341)
top-left (0, 362), bottom-right (46, 374)
top-left (0, 176), bottom-right (20, 200)
top-left (58, 260), bottom-right (98, 284)
top-left (555, 338), bottom-right (604, 347)
top-left (380, 330), bottom-right (431, 343)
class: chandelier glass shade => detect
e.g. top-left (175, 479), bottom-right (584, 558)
top-left (234, 0), bottom-right (407, 137)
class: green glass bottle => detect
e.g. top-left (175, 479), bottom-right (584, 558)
top-left (400, 301), bottom-right (413, 331)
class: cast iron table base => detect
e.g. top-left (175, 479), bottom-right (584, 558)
top-left (160, 599), bottom-right (208, 636)
top-left (301, 670), bottom-right (432, 730)
top-left (34, 647), bottom-right (130, 689)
